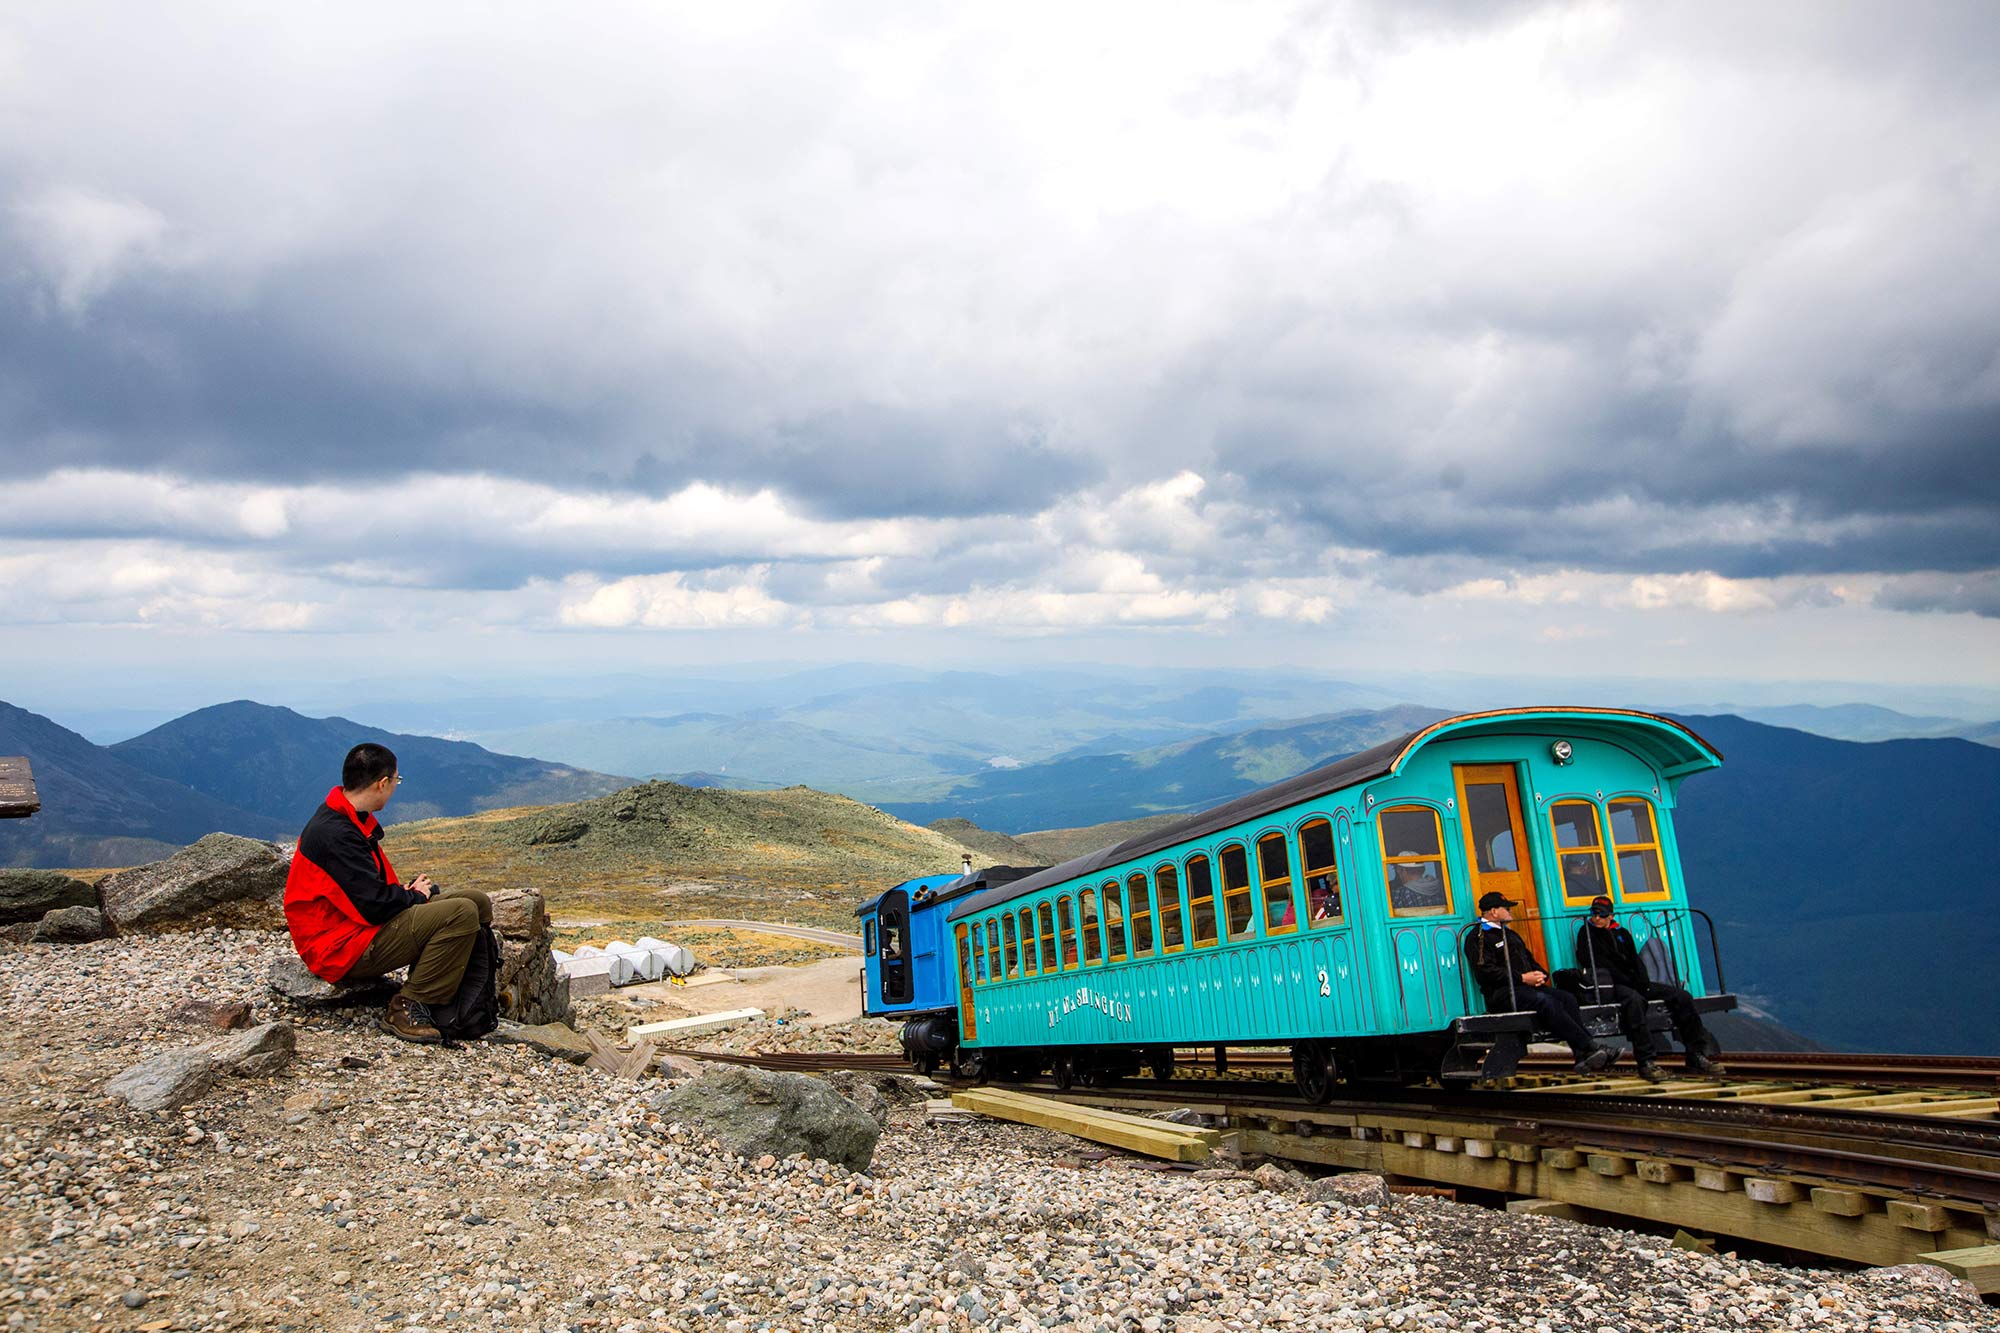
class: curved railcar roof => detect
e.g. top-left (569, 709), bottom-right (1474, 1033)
top-left (946, 707), bottom-right (1718, 922)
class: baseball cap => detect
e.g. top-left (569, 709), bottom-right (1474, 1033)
top-left (1590, 895), bottom-right (1614, 917)
top-left (1477, 891), bottom-right (1517, 912)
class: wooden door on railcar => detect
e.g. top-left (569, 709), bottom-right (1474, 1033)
top-left (953, 924), bottom-right (977, 1040)
top-left (1453, 764), bottom-right (1549, 967)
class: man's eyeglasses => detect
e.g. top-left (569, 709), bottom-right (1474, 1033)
top-left (385, 774), bottom-right (404, 787)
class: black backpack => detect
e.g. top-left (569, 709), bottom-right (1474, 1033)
top-left (430, 925), bottom-right (502, 1045)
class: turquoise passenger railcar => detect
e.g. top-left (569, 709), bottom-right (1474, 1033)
top-left (936, 708), bottom-right (1734, 1094)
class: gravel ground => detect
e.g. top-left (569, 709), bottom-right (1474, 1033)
top-left (2, 930), bottom-right (1995, 1333)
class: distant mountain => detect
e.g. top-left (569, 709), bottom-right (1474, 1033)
top-left (110, 701), bottom-right (632, 826)
top-left (925, 818), bottom-right (1045, 866)
top-left (1675, 702), bottom-right (1964, 743)
top-left (1016, 814), bottom-right (1188, 864)
top-left (0, 701), bottom-right (287, 868)
top-left (882, 706), bottom-right (1454, 832)
top-left (1956, 719), bottom-right (2000, 748)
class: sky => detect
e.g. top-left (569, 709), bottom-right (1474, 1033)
top-left (3, 1), bottom-right (1998, 714)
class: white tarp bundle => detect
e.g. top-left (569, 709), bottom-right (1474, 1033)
top-left (606, 940), bottom-right (664, 983)
top-left (635, 936), bottom-right (696, 978)
top-left (566, 943), bottom-right (636, 987)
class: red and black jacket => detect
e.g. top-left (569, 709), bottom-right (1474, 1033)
top-left (284, 787), bottom-right (423, 981)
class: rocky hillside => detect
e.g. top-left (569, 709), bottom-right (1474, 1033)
top-left (385, 780), bottom-right (985, 931)
top-left (924, 818), bottom-right (1044, 866)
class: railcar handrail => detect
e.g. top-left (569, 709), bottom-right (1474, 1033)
top-left (1454, 904), bottom-right (1727, 1017)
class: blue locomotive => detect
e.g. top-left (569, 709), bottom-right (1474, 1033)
top-left (859, 707), bottom-right (1735, 1095)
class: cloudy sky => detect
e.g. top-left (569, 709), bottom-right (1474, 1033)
top-left (3, 1), bottom-right (1998, 706)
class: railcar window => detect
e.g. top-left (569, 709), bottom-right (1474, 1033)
top-left (864, 920), bottom-right (877, 956)
top-left (1609, 798), bottom-right (1671, 901)
top-left (1018, 908), bottom-right (1037, 975)
top-left (1299, 818), bottom-right (1344, 926)
top-left (1258, 832), bottom-right (1297, 934)
top-left (985, 920), bottom-right (1002, 981)
top-left (1462, 780), bottom-right (1520, 872)
top-left (1102, 881), bottom-right (1127, 962)
top-left (1127, 873), bottom-right (1154, 957)
top-left (1186, 855), bottom-right (1218, 947)
top-left (1379, 806), bottom-right (1452, 917)
top-left (1002, 915), bottom-right (1020, 977)
top-left (1080, 888), bottom-right (1103, 965)
top-left (1058, 896), bottom-right (1078, 969)
top-left (1039, 902), bottom-right (1058, 971)
top-left (958, 932), bottom-right (973, 992)
top-left (1156, 866), bottom-right (1185, 951)
top-left (1220, 844), bottom-right (1254, 940)
top-left (1551, 801), bottom-right (1611, 905)
top-left (972, 924), bottom-right (988, 982)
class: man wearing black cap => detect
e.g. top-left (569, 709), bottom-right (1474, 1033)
top-left (1464, 891), bottom-right (1613, 1074)
top-left (1574, 895), bottom-right (1724, 1081)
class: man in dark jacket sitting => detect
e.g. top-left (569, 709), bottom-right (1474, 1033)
top-left (1573, 895), bottom-right (1724, 1081)
top-left (1464, 892), bottom-right (1613, 1074)
top-left (283, 743), bottom-right (491, 1044)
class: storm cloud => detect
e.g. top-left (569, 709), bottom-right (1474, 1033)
top-left (2, 0), bottom-right (1998, 677)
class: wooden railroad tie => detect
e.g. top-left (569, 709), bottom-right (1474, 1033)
top-left (951, 1088), bottom-right (1220, 1163)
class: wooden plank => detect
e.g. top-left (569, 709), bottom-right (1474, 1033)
top-left (1888, 1200), bottom-right (1951, 1232)
top-left (965, 1088), bottom-right (1223, 1141)
top-left (627, 1008), bottom-right (764, 1040)
top-left (952, 1089), bottom-right (1215, 1162)
top-left (0, 757), bottom-right (37, 820)
top-left (1919, 1244), bottom-right (2000, 1295)
top-left (1506, 1199), bottom-right (1581, 1220)
top-left (1810, 1188), bottom-right (1872, 1217)
top-left (1694, 1166), bottom-right (1736, 1192)
top-left (1541, 1148), bottom-right (1581, 1169)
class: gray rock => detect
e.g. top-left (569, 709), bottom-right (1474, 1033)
top-left (1306, 1171), bottom-right (1392, 1209)
top-left (31, 905), bottom-right (109, 944)
top-left (173, 999), bottom-right (253, 1030)
top-left (497, 933), bottom-right (571, 1026)
top-left (1159, 1107), bottom-right (1209, 1127)
top-left (0, 869), bottom-right (97, 926)
top-left (822, 1070), bottom-right (890, 1129)
top-left (106, 1051), bottom-right (218, 1112)
top-left (651, 1065), bottom-right (882, 1172)
top-left (491, 1020), bottom-right (593, 1064)
top-left (526, 813), bottom-right (589, 846)
top-left (98, 834), bottom-right (289, 933)
top-left (1251, 1162), bottom-right (1306, 1193)
top-left (267, 957), bottom-right (396, 1007)
top-left (0, 921), bottom-right (35, 945)
top-left (487, 887), bottom-right (548, 941)
top-left (207, 1021), bottom-right (296, 1077)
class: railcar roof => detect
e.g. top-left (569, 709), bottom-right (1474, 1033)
top-left (946, 706), bottom-right (1718, 922)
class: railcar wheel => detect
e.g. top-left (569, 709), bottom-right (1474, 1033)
top-left (1149, 1047), bottom-right (1175, 1081)
top-left (1293, 1040), bottom-right (1337, 1105)
top-left (1052, 1054), bottom-right (1077, 1091)
top-left (962, 1051), bottom-right (990, 1084)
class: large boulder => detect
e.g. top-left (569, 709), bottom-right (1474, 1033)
top-left (32, 905), bottom-right (109, 944)
top-left (98, 834), bottom-right (289, 933)
top-left (652, 1065), bottom-right (882, 1172)
top-left (0, 870), bottom-right (97, 926)
top-left (488, 887), bottom-right (548, 941)
top-left (267, 957), bottom-right (397, 1008)
top-left (106, 1052), bottom-right (218, 1112)
top-left (208, 1021), bottom-right (297, 1077)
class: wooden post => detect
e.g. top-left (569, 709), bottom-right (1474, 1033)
top-left (0, 757), bottom-right (38, 820)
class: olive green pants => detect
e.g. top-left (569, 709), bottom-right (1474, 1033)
top-left (351, 886), bottom-right (493, 1005)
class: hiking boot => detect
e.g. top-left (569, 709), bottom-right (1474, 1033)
top-left (1685, 1052), bottom-right (1726, 1076)
top-left (1637, 1061), bottom-right (1666, 1083)
top-left (1574, 1045), bottom-right (1615, 1075)
top-left (381, 995), bottom-right (441, 1045)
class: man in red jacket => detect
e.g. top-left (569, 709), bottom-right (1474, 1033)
top-left (284, 743), bottom-right (491, 1043)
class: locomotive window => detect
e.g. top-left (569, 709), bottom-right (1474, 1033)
top-left (1258, 832), bottom-right (1297, 935)
top-left (1609, 798), bottom-right (1671, 902)
top-left (1156, 865), bottom-right (1185, 952)
top-left (1380, 806), bottom-right (1452, 917)
top-left (1057, 896), bottom-right (1078, 969)
top-left (1186, 855), bottom-right (1218, 947)
top-left (864, 920), bottom-right (878, 956)
top-left (986, 919), bottom-right (1003, 980)
top-left (1551, 801), bottom-right (1611, 905)
top-left (1127, 872), bottom-right (1154, 957)
top-left (972, 924), bottom-right (988, 982)
top-left (1299, 818), bottom-right (1344, 926)
top-left (1080, 888), bottom-right (1103, 965)
top-left (1102, 881), bottom-right (1127, 963)
top-left (1018, 908), bottom-right (1037, 975)
top-left (1039, 902), bottom-right (1058, 971)
top-left (1219, 843), bottom-right (1254, 940)
top-left (1002, 915), bottom-right (1020, 977)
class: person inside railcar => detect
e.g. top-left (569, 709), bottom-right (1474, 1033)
top-left (1466, 892), bottom-right (1614, 1074)
top-left (1307, 873), bottom-right (1340, 922)
top-left (1388, 853), bottom-right (1447, 911)
top-left (1574, 895), bottom-right (1725, 1081)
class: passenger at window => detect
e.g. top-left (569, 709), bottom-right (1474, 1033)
top-left (1389, 854), bottom-right (1446, 910)
top-left (1464, 892), bottom-right (1613, 1074)
top-left (1574, 895), bottom-right (1724, 1081)
top-left (1308, 874), bottom-right (1341, 921)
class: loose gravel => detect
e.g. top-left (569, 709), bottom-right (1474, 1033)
top-left (2, 930), bottom-right (1995, 1332)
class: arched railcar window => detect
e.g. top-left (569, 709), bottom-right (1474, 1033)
top-left (1127, 872), bottom-right (1154, 957)
top-left (1299, 818), bottom-right (1343, 926)
top-left (1080, 888), bottom-right (1103, 965)
top-left (1102, 880), bottom-right (1127, 962)
top-left (1608, 798), bottom-right (1672, 902)
top-left (1002, 915), bottom-right (1020, 977)
top-left (1057, 896), bottom-right (1078, 969)
top-left (1550, 801), bottom-right (1611, 905)
top-left (1155, 865), bottom-right (1185, 952)
top-left (1379, 806), bottom-right (1453, 917)
top-left (985, 921), bottom-right (1002, 980)
top-left (1017, 908), bottom-right (1037, 975)
top-left (1185, 855), bottom-right (1218, 948)
top-left (972, 924), bottom-right (988, 982)
top-left (1219, 843), bottom-right (1255, 940)
top-left (1038, 902), bottom-right (1058, 971)
top-left (957, 929), bottom-right (974, 991)
top-left (1258, 832), bottom-right (1296, 934)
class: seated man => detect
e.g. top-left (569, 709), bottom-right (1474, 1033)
top-left (1464, 891), bottom-right (1613, 1074)
top-left (283, 742), bottom-right (492, 1044)
top-left (1573, 895), bottom-right (1725, 1080)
